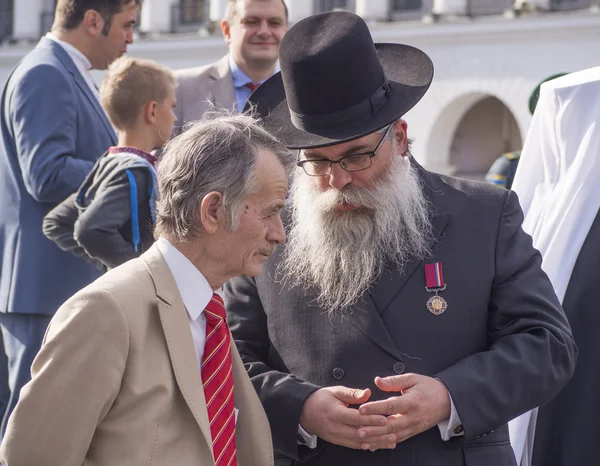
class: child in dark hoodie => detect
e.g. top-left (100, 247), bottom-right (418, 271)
top-left (43, 56), bottom-right (177, 270)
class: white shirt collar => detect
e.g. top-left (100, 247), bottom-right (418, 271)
top-left (46, 32), bottom-right (93, 72)
top-left (155, 237), bottom-right (213, 322)
top-left (229, 54), bottom-right (280, 88)
top-left (46, 32), bottom-right (106, 108)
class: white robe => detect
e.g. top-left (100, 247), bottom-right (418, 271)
top-left (509, 66), bottom-right (600, 466)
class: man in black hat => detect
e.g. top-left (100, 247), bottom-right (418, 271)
top-left (223, 11), bottom-right (576, 466)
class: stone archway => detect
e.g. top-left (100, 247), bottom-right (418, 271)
top-left (450, 96), bottom-right (523, 180)
top-left (422, 91), bottom-right (523, 179)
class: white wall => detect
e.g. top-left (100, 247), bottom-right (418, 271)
top-left (1, 11), bottom-right (599, 173)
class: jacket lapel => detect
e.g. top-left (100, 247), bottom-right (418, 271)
top-left (142, 245), bottom-right (214, 453)
top-left (44, 37), bottom-right (117, 144)
top-left (350, 161), bottom-right (451, 358)
top-left (208, 54), bottom-right (236, 111)
top-left (369, 211), bottom-right (450, 314)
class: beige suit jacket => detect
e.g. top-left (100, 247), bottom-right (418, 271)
top-left (0, 244), bottom-right (273, 466)
top-left (173, 54), bottom-right (236, 136)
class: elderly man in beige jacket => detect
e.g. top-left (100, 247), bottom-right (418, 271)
top-left (0, 113), bottom-right (293, 466)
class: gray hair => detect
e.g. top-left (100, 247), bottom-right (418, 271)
top-left (375, 121), bottom-right (413, 155)
top-left (154, 112), bottom-right (294, 242)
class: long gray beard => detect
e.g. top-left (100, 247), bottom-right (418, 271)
top-left (280, 152), bottom-right (434, 315)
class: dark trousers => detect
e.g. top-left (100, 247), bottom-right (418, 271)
top-left (0, 312), bottom-right (52, 442)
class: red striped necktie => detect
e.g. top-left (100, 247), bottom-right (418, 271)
top-left (202, 294), bottom-right (237, 466)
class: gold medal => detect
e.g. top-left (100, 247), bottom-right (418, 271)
top-left (426, 295), bottom-right (447, 316)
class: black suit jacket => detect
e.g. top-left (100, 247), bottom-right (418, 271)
top-left (223, 165), bottom-right (577, 466)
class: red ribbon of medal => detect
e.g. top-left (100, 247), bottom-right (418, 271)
top-left (424, 262), bottom-right (448, 315)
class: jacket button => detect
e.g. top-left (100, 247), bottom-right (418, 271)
top-left (453, 424), bottom-right (464, 435)
top-left (332, 367), bottom-right (345, 380)
top-left (393, 362), bottom-right (406, 374)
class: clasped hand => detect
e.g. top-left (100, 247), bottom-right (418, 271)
top-left (299, 374), bottom-right (451, 452)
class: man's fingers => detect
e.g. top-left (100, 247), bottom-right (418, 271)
top-left (357, 423), bottom-right (396, 440)
top-left (359, 395), bottom-right (409, 416)
top-left (331, 386), bottom-right (372, 405)
top-left (334, 404), bottom-right (387, 427)
top-left (374, 373), bottom-right (417, 393)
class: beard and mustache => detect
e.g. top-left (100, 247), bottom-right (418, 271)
top-left (279, 144), bottom-right (434, 314)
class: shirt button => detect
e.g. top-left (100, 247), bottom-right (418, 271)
top-left (332, 367), bottom-right (345, 380)
top-left (298, 434), bottom-right (307, 444)
top-left (393, 362), bottom-right (406, 374)
top-left (453, 424), bottom-right (464, 435)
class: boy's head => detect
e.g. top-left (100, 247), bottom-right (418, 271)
top-left (101, 56), bottom-right (177, 149)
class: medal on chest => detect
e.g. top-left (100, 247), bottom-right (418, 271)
top-left (425, 262), bottom-right (448, 316)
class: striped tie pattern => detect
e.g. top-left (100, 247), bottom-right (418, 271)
top-left (202, 293), bottom-right (237, 466)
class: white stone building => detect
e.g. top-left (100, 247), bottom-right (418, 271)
top-left (0, 0), bottom-right (599, 177)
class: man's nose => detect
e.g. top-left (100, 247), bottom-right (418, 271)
top-left (328, 163), bottom-right (352, 190)
top-left (267, 214), bottom-right (286, 245)
top-left (257, 20), bottom-right (271, 37)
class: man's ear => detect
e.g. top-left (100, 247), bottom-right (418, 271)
top-left (221, 20), bottom-right (232, 44)
top-left (394, 119), bottom-right (409, 157)
top-left (200, 191), bottom-right (224, 234)
top-left (82, 9), bottom-right (105, 37)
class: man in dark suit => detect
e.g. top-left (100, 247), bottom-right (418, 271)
top-left (222, 12), bottom-right (577, 466)
top-left (0, 0), bottom-right (139, 439)
top-left (173, 0), bottom-right (288, 134)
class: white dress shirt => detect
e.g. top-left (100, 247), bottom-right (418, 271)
top-left (46, 33), bottom-right (102, 104)
top-left (155, 237), bottom-right (211, 367)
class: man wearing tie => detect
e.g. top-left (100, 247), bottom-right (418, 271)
top-left (173, 0), bottom-right (288, 134)
top-left (0, 113), bottom-right (292, 465)
top-left (0, 0), bottom-right (140, 440)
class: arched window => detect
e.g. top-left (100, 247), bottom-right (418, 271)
top-left (390, 0), bottom-right (430, 20)
top-left (0, 0), bottom-right (13, 42)
top-left (177, 0), bottom-right (208, 25)
top-left (314, 0), bottom-right (356, 14)
top-left (465, 0), bottom-right (513, 16)
top-left (549, 0), bottom-right (592, 10)
top-left (392, 0), bottom-right (422, 11)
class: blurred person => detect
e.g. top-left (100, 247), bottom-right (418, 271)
top-left (173, 0), bottom-right (288, 134)
top-left (0, 113), bottom-right (293, 466)
top-left (510, 67), bottom-right (600, 466)
top-left (484, 73), bottom-right (568, 190)
top-left (43, 56), bottom-right (177, 270)
top-left (0, 0), bottom-right (140, 440)
top-left (223, 12), bottom-right (577, 466)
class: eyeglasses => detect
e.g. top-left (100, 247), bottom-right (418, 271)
top-left (296, 124), bottom-right (393, 177)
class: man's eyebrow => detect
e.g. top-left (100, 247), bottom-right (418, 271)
top-left (267, 202), bottom-right (285, 213)
top-left (304, 144), bottom-right (371, 160)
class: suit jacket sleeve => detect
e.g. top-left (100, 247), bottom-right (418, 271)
top-left (74, 168), bottom-right (150, 269)
top-left (435, 190), bottom-right (577, 439)
top-left (0, 288), bottom-right (128, 466)
top-left (11, 64), bottom-right (95, 203)
top-left (224, 275), bottom-right (322, 461)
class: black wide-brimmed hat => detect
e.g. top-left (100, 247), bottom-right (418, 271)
top-left (245, 11), bottom-right (434, 149)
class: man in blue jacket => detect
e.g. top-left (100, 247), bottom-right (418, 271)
top-left (0, 0), bottom-right (140, 440)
